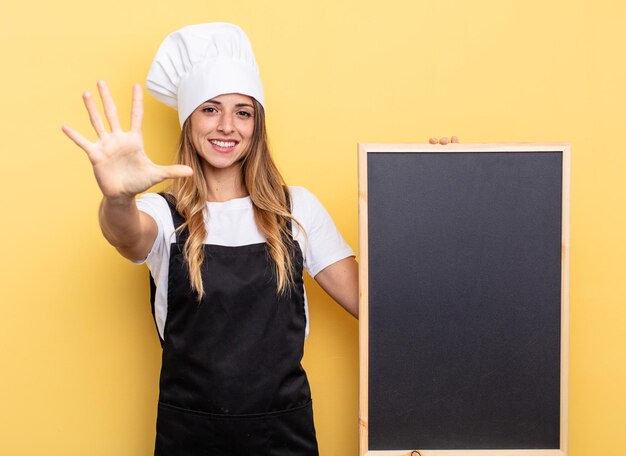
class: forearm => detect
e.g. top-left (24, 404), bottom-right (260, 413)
top-left (314, 256), bottom-right (359, 319)
top-left (99, 196), bottom-right (156, 261)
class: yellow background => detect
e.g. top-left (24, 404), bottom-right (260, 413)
top-left (1, 0), bottom-right (624, 454)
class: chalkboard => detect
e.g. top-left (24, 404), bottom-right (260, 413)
top-left (358, 144), bottom-right (570, 456)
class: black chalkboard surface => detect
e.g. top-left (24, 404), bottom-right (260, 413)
top-left (358, 144), bottom-right (570, 456)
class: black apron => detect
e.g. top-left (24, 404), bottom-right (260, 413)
top-left (150, 194), bottom-right (319, 456)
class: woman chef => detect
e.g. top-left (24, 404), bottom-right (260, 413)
top-left (62, 23), bottom-right (359, 455)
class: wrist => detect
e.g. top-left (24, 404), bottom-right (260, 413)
top-left (102, 194), bottom-right (136, 207)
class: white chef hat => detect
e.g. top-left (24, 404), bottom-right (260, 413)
top-left (146, 23), bottom-right (265, 126)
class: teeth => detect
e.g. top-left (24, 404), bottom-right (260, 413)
top-left (210, 140), bottom-right (236, 148)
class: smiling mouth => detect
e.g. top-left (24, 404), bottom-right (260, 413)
top-left (209, 139), bottom-right (239, 153)
top-left (210, 140), bottom-right (238, 148)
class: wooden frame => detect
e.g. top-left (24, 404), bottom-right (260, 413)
top-left (358, 143), bottom-right (571, 456)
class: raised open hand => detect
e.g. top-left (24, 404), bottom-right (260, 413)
top-left (62, 81), bottom-right (192, 200)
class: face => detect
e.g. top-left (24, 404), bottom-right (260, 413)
top-left (188, 93), bottom-right (256, 173)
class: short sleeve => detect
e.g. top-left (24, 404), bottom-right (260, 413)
top-left (290, 187), bottom-right (354, 277)
top-left (135, 193), bottom-right (175, 267)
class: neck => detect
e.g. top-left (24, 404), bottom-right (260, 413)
top-left (202, 163), bottom-right (248, 202)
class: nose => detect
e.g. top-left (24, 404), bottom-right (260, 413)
top-left (217, 114), bottom-right (234, 134)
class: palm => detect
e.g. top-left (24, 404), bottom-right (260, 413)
top-left (90, 130), bottom-right (157, 197)
top-left (63, 81), bottom-right (192, 199)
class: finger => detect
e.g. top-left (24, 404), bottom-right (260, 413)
top-left (62, 124), bottom-right (94, 155)
top-left (97, 80), bottom-right (122, 132)
top-left (429, 138), bottom-right (439, 144)
top-left (439, 137), bottom-right (449, 145)
top-left (83, 91), bottom-right (107, 137)
top-left (157, 164), bottom-right (194, 180)
top-left (130, 83), bottom-right (144, 133)
top-left (451, 136), bottom-right (459, 143)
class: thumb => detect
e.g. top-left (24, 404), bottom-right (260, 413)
top-left (157, 164), bottom-right (194, 180)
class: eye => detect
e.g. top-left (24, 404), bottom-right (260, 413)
top-left (202, 106), bottom-right (218, 113)
top-left (237, 110), bottom-right (254, 118)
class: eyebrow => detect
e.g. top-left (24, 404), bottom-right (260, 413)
top-left (203, 100), bottom-right (255, 109)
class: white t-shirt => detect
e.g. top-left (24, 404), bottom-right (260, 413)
top-left (136, 186), bottom-right (354, 340)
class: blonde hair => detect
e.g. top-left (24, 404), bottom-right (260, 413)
top-left (169, 99), bottom-right (299, 299)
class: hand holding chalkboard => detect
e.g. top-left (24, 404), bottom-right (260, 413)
top-left (428, 136), bottom-right (459, 145)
